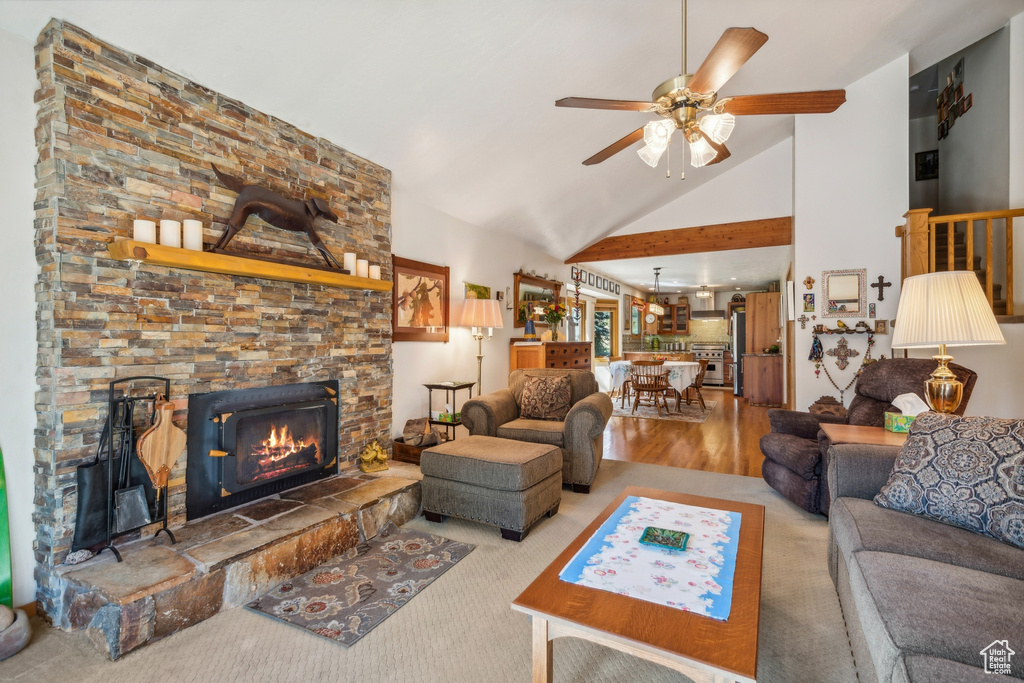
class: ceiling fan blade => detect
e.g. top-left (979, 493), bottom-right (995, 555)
top-left (721, 90), bottom-right (847, 115)
top-left (687, 27), bottom-right (768, 95)
top-left (556, 97), bottom-right (656, 112)
top-left (583, 127), bottom-right (645, 166)
top-left (697, 128), bottom-right (731, 166)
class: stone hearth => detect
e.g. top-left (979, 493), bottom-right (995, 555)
top-left (53, 468), bottom-right (420, 659)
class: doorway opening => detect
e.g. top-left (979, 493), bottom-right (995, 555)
top-left (594, 301), bottom-right (618, 358)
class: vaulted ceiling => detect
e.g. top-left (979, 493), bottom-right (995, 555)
top-left (3, 0), bottom-right (1022, 268)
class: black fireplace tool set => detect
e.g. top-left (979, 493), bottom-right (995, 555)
top-left (72, 376), bottom-right (177, 562)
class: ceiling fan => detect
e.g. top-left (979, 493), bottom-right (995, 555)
top-left (556, 1), bottom-right (846, 173)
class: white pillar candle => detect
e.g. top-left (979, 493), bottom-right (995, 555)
top-left (343, 252), bottom-right (357, 274)
top-left (356, 259), bottom-right (369, 278)
top-left (133, 219), bottom-right (157, 244)
top-left (182, 219), bottom-right (203, 251)
top-left (368, 264), bottom-right (381, 279)
top-left (159, 219), bottom-right (181, 248)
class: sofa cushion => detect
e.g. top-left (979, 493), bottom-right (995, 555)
top-left (850, 551), bottom-right (1024, 679)
top-left (874, 413), bottom-right (1024, 549)
top-left (420, 435), bottom-right (561, 491)
top-left (759, 432), bottom-right (822, 479)
top-left (761, 459), bottom-right (819, 512)
top-left (894, 654), bottom-right (1005, 683)
top-left (497, 419), bottom-right (564, 447)
top-left (520, 374), bottom-right (572, 420)
top-left (829, 497), bottom-right (1024, 582)
top-left (847, 358), bottom-right (976, 425)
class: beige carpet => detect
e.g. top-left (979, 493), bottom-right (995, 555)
top-left (3, 460), bottom-right (856, 683)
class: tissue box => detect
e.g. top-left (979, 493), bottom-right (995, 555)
top-left (437, 411), bottom-right (461, 424)
top-left (884, 412), bottom-right (915, 433)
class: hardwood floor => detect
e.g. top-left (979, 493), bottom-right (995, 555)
top-left (603, 386), bottom-right (769, 477)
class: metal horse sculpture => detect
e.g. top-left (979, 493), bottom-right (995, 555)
top-left (211, 165), bottom-right (343, 270)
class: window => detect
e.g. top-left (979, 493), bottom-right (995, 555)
top-left (594, 301), bottom-right (617, 358)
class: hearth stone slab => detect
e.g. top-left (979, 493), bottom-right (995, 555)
top-left (49, 471), bottom-right (421, 660)
top-left (234, 497), bottom-right (304, 521)
top-left (187, 506), bottom-right (336, 570)
top-left (61, 546), bottom-right (198, 605)
top-left (337, 476), bottom-right (419, 509)
top-left (280, 475), bottom-right (364, 503)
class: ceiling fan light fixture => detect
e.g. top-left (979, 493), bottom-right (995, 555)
top-left (698, 112), bottom-right (736, 144)
top-left (637, 143), bottom-right (666, 168)
top-left (687, 135), bottom-right (718, 168)
top-left (643, 119), bottom-right (675, 147)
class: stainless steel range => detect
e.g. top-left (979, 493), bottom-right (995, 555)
top-left (691, 343), bottom-right (727, 385)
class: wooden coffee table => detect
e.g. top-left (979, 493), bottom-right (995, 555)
top-left (512, 486), bottom-right (765, 683)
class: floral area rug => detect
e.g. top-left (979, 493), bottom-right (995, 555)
top-left (611, 399), bottom-right (717, 423)
top-left (246, 523), bottom-right (474, 647)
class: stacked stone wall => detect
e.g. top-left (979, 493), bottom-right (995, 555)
top-left (32, 20), bottom-right (392, 616)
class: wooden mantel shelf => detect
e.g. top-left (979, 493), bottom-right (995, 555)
top-left (108, 239), bottom-right (392, 291)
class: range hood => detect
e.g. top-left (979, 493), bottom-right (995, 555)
top-left (689, 291), bottom-right (727, 320)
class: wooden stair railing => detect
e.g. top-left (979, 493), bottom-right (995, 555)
top-left (897, 207), bottom-right (1023, 316)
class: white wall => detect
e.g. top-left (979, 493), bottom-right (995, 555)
top-left (390, 195), bottom-right (568, 436)
top-left (793, 56), bottom-right (909, 412)
top-left (611, 139), bottom-right (793, 235)
top-left (937, 27), bottom-right (1010, 215)
top-left (0, 27), bottom-right (40, 607)
top-left (1011, 12), bottom-right (1024, 312)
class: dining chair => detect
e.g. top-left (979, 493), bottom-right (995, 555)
top-left (683, 359), bottom-right (710, 411)
top-left (630, 360), bottom-right (671, 416)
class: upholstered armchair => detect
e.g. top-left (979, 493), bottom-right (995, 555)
top-left (461, 369), bottom-right (613, 493)
top-left (759, 357), bottom-right (977, 515)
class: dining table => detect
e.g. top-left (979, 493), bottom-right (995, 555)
top-left (609, 360), bottom-right (701, 407)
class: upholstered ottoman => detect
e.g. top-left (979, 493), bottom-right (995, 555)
top-left (420, 435), bottom-right (562, 541)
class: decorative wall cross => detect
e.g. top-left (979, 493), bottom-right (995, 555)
top-left (871, 275), bottom-right (891, 301)
top-left (825, 337), bottom-right (860, 370)
top-left (803, 276), bottom-right (815, 290)
top-left (797, 314), bottom-right (810, 329)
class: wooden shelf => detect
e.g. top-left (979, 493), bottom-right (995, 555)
top-left (107, 239), bottom-right (392, 291)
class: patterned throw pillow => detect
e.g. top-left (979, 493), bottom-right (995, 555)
top-left (875, 412), bottom-right (1024, 549)
top-left (520, 374), bottom-right (573, 421)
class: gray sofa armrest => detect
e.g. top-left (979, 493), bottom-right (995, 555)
top-left (767, 409), bottom-right (847, 439)
top-left (826, 443), bottom-right (901, 502)
top-left (461, 389), bottom-right (518, 437)
top-left (562, 392), bottom-right (613, 486)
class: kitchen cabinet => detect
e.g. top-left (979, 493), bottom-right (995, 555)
top-left (724, 351), bottom-right (733, 385)
top-left (510, 341), bottom-right (592, 371)
top-left (746, 292), bottom-right (781, 354)
top-left (744, 354), bottom-right (783, 406)
top-left (656, 304), bottom-right (689, 335)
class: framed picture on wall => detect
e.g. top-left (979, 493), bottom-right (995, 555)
top-left (915, 150), bottom-right (938, 181)
top-left (614, 284), bottom-right (620, 294)
top-left (588, 273), bottom-right (595, 286)
top-left (392, 255), bottom-right (450, 342)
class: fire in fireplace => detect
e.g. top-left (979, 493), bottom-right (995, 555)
top-left (186, 381), bottom-right (340, 519)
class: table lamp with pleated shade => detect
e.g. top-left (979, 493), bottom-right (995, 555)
top-left (891, 271), bottom-right (1005, 413)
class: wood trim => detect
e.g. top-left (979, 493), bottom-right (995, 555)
top-left (564, 217), bottom-right (791, 264)
top-left (108, 239), bottom-right (391, 291)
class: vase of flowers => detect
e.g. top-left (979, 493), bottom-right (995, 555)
top-left (544, 302), bottom-right (567, 341)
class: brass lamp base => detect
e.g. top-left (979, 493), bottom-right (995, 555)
top-left (924, 349), bottom-right (962, 413)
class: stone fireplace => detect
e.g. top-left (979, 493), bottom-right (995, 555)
top-left (186, 381), bottom-right (340, 519)
top-left (32, 19), bottom-right (394, 623)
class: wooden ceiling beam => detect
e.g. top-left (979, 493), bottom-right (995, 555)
top-left (564, 217), bottom-right (792, 264)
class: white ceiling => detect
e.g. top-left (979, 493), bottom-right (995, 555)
top-left (2, 0), bottom-right (1021, 288)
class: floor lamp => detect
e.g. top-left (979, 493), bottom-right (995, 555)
top-left (456, 299), bottom-right (504, 394)
top-left (891, 271), bottom-right (1005, 413)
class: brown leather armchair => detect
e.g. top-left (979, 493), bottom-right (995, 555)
top-left (759, 357), bottom-right (977, 515)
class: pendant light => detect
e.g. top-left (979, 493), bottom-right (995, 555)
top-left (649, 268), bottom-right (666, 316)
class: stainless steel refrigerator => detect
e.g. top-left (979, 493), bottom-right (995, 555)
top-left (732, 311), bottom-right (746, 396)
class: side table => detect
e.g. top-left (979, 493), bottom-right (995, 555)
top-left (424, 381), bottom-right (476, 441)
top-left (819, 423), bottom-right (908, 447)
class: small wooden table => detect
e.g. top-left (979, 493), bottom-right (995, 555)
top-left (819, 423), bottom-right (908, 447)
top-left (512, 486), bottom-right (765, 683)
